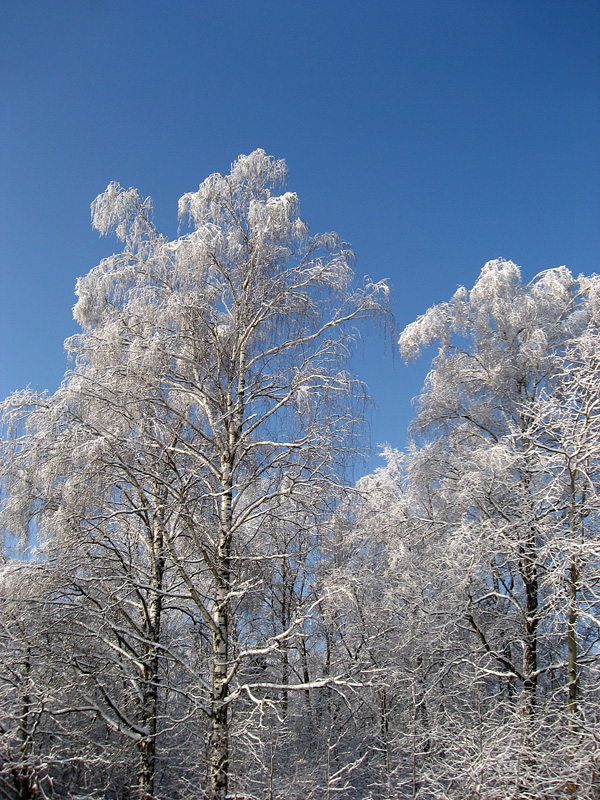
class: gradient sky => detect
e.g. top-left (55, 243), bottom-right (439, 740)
top-left (1, 1), bottom-right (598, 467)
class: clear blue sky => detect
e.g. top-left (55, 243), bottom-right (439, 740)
top-left (1, 1), bottom-right (598, 465)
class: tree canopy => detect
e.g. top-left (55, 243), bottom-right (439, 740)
top-left (1, 160), bottom-right (599, 799)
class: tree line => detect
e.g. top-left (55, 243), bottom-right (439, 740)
top-left (1, 151), bottom-right (598, 799)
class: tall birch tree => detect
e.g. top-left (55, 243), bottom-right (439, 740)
top-left (47, 149), bottom-right (389, 799)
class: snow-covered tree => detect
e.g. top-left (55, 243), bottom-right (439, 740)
top-left (396, 259), bottom-right (600, 797)
top-left (1, 150), bottom-right (389, 800)
top-left (0, 385), bottom-right (183, 798)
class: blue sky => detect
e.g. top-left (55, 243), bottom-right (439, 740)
top-left (1, 1), bottom-right (598, 466)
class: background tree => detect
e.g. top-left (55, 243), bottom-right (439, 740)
top-left (395, 260), bottom-right (600, 797)
top-left (526, 311), bottom-right (600, 793)
top-left (0, 381), bottom-right (187, 799)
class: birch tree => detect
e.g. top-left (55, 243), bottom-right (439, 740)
top-left (398, 260), bottom-right (600, 796)
top-left (6, 149), bottom-right (388, 800)
top-left (0, 381), bottom-right (185, 798)
top-left (526, 314), bottom-right (600, 794)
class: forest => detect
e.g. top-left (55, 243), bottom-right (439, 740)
top-left (1, 150), bottom-right (598, 800)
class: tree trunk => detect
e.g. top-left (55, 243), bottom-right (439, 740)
top-left (210, 585), bottom-right (229, 800)
top-left (280, 572), bottom-right (290, 718)
top-left (519, 424), bottom-right (539, 730)
top-left (567, 477), bottom-right (581, 727)
top-left (521, 534), bottom-right (538, 725)
top-left (15, 650), bottom-right (35, 800)
top-left (567, 562), bottom-right (579, 720)
top-left (136, 512), bottom-right (165, 800)
top-left (138, 733), bottom-right (156, 800)
top-left (209, 465), bottom-right (232, 800)
top-left (566, 483), bottom-right (581, 797)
